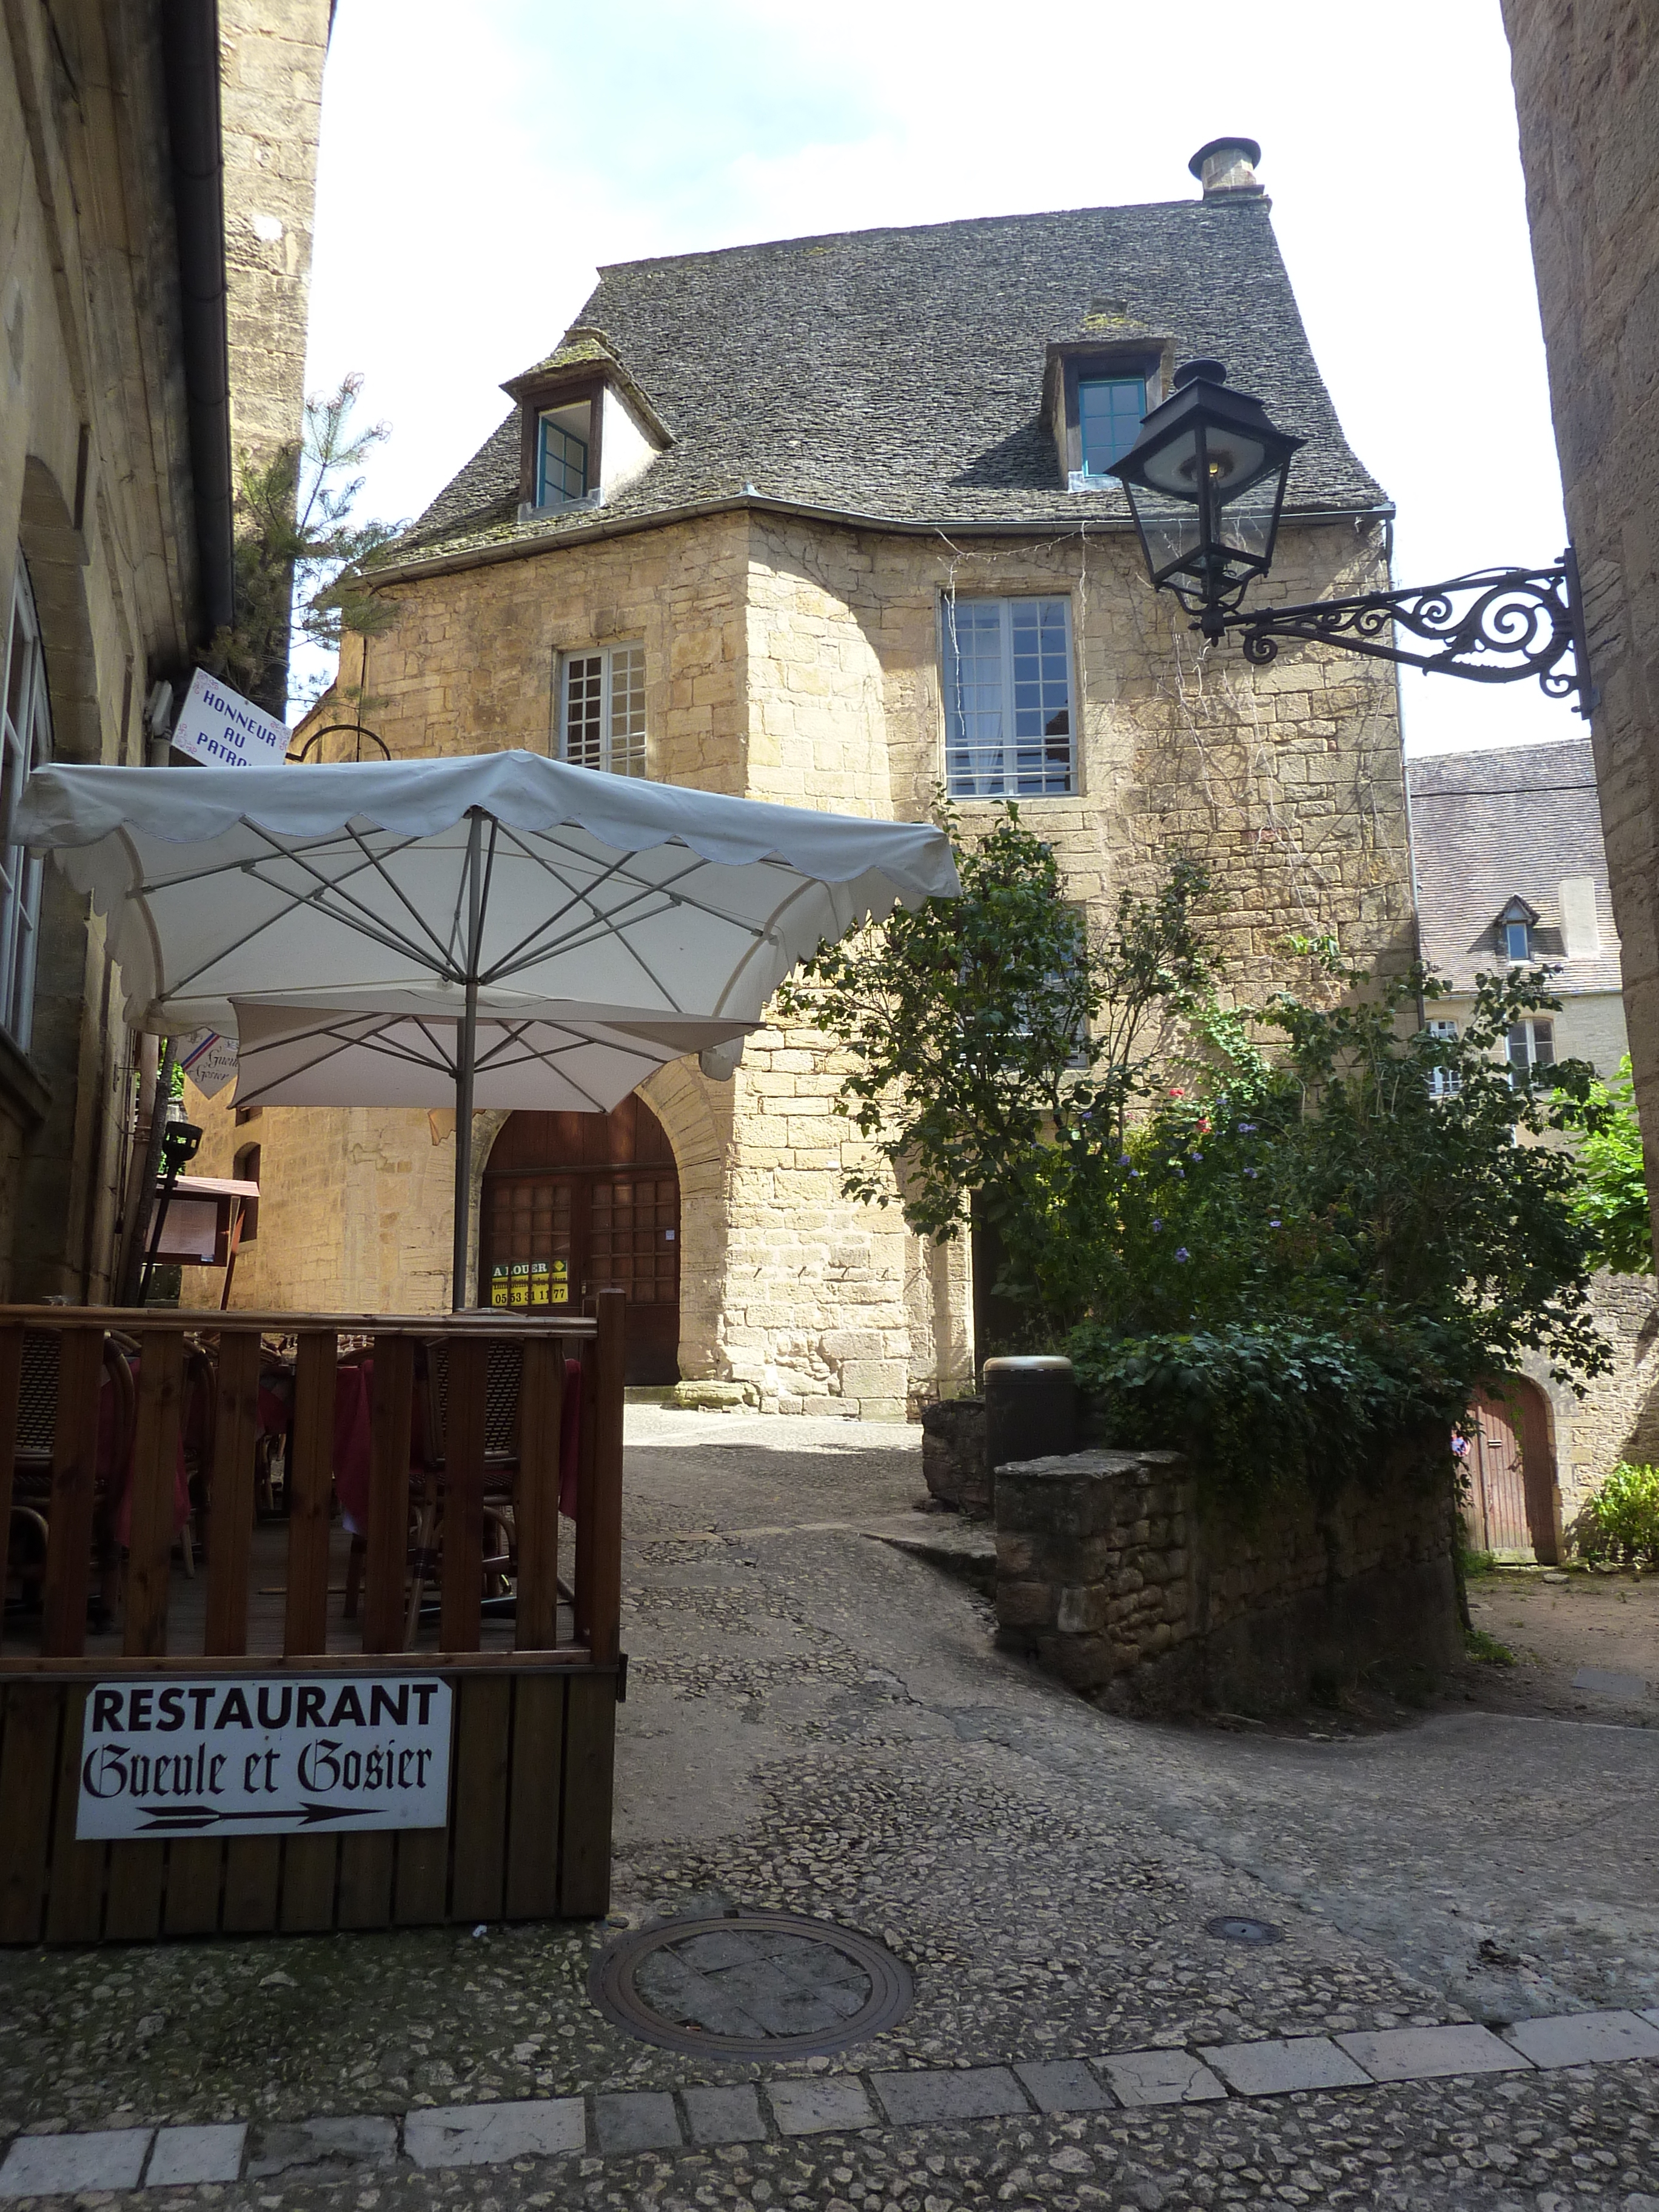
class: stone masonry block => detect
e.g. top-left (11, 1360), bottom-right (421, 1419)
top-left (871, 2066), bottom-right (1030, 2125)
top-left (404, 2102), bottom-right (586, 2169)
top-left (994, 1580), bottom-right (1054, 1629)
top-left (1056, 1584), bottom-right (1111, 1635)
top-left (0, 2131), bottom-right (154, 2196)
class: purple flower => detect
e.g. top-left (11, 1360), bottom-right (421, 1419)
top-left (1128, 1167), bottom-right (1140, 1178)
top-left (1151, 1218), bottom-right (1163, 1232)
top-left (1239, 1122), bottom-right (1257, 1134)
top-left (1175, 1248), bottom-right (1190, 1263)
top-left (1243, 1167), bottom-right (1258, 1178)
top-left (1190, 1150), bottom-right (1203, 1162)
top-left (1120, 1153), bottom-right (1131, 1165)
top-left (1270, 1218), bottom-right (1282, 1228)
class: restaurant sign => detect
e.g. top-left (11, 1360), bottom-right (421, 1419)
top-left (76, 1676), bottom-right (452, 1839)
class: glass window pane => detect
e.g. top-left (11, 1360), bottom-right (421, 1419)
top-left (1078, 377), bottom-right (1146, 475)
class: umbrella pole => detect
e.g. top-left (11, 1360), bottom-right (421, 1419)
top-left (452, 812), bottom-right (483, 1312)
top-left (452, 978), bottom-right (477, 1310)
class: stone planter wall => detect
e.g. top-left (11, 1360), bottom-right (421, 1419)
top-left (994, 1447), bottom-right (1460, 1713)
top-left (919, 1396), bottom-right (990, 1516)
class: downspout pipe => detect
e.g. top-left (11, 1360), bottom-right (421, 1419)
top-left (159, 0), bottom-right (235, 642)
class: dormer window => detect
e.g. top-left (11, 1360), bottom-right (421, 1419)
top-left (1078, 376), bottom-right (1147, 478)
top-left (1496, 895), bottom-right (1539, 965)
top-left (537, 407), bottom-right (591, 506)
top-left (1047, 338), bottom-right (1168, 492)
top-left (506, 333), bottom-right (673, 522)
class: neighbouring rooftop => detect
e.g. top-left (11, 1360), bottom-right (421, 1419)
top-left (1409, 736), bottom-right (1623, 996)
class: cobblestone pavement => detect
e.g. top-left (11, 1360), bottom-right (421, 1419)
top-left (1, 1408), bottom-right (1655, 2210)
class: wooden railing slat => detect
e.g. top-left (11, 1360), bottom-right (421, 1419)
top-left (439, 1338), bottom-right (488, 1655)
top-left (0, 1327), bottom-right (22, 1606)
top-left (514, 1338), bottom-right (561, 1651)
top-left (572, 1332), bottom-right (598, 1644)
top-left (123, 1332), bottom-right (184, 1657)
top-left (586, 1292), bottom-right (625, 1667)
top-left (41, 1332), bottom-right (107, 1659)
top-left (361, 1336), bottom-right (414, 1654)
top-left (204, 1333), bottom-right (261, 1656)
top-left (284, 1333), bottom-right (337, 1658)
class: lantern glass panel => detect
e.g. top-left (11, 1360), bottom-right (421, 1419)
top-left (1133, 488), bottom-right (1205, 580)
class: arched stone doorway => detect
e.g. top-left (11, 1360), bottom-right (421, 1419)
top-left (480, 1096), bottom-right (681, 1384)
top-left (1466, 1378), bottom-right (1560, 1563)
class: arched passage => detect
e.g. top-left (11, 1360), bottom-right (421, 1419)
top-left (480, 1094), bottom-right (681, 1384)
top-left (1466, 1378), bottom-right (1560, 1564)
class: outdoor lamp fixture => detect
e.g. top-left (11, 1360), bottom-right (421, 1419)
top-left (1107, 360), bottom-right (1595, 712)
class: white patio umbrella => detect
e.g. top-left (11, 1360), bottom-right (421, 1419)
top-left (224, 994), bottom-right (756, 1112)
top-left (18, 751), bottom-right (958, 1307)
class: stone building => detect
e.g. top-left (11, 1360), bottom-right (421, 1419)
top-left (1409, 734), bottom-right (1659, 1551)
top-left (1501, 5), bottom-right (1659, 1249)
top-left (0, 0), bottom-right (330, 1302)
top-left (184, 140), bottom-right (1416, 1413)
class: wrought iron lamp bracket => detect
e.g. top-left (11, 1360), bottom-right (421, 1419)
top-left (1209, 548), bottom-right (1598, 717)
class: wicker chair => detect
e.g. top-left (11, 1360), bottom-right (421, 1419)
top-left (7, 1330), bottom-right (135, 1627)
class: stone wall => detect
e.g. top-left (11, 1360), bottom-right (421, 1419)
top-left (1, 4), bottom-right (206, 1302)
top-left (994, 1447), bottom-right (1460, 1714)
top-left (198, 503), bottom-right (1412, 1408)
top-left (1502, 5), bottom-right (1659, 1262)
top-left (218, 0), bottom-right (332, 480)
top-left (1527, 1268), bottom-right (1659, 1526)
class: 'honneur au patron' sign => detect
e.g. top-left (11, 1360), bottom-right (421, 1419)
top-left (170, 667), bottom-right (290, 769)
top-left (76, 1676), bottom-right (452, 1838)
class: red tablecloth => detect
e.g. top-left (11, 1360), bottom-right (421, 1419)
top-left (328, 1356), bottom-right (583, 1533)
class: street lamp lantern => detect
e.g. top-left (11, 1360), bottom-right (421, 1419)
top-left (1108, 360), bottom-right (1302, 639)
top-left (1108, 357), bottom-right (1596, 714)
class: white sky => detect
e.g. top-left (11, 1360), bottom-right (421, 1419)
top-left (302, 0), bottom-right (1574, 759)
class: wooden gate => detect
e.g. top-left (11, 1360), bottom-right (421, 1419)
top-left (0, 1296), bottom-right (625, 1943)
top-left (1465, 1380), bottom-right (1560, 1563)
top-left (481, 1099), bottom-right (680, 1386)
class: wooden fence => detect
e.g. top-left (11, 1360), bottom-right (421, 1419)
top-left (0, 1294), bottom-right (625, 1943)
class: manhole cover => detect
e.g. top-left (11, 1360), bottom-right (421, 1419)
top-left (588, 1911), bottom-right (914, 2059)
top-left (1205, 1915), bottom-right (1283, 1946)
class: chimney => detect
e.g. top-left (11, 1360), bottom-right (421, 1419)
top-left (1560, 876), bottom-right (1601, 959)
top-left (1189, 137), bottom-right (1264, 199)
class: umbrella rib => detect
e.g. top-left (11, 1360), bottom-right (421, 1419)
top-left (708, 874), bottom-right (824, 1015)
top-left (241, 828), bottom-right (462, 971)
top-left (480, 832), bottom-right (759, 1003)
top-left (474, 831), bottom-right (656, 982)
top-left (339, 823), bottom-right (460, 967)
top-left (514, 825), bottom-right (779, 945)
top-left (157, 830), bottom-right (461, 1001)
top-left (238, 1021), bottom-right (463, 1099)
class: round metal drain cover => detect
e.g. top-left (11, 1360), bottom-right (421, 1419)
top-left (588, 1911), bottom-right (914, 2059)
top-left (1205, 1914), bottom-right (1283, 1946)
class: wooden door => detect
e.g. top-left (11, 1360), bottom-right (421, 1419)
top-left (1466, 1381), bottom-right (1558, 1563)
top-left (480, 1098), bottom-right (681, 1386)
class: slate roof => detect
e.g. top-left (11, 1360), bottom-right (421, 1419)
top-left (395, 193), bottom-right (1387, 565)
top-left (1408, 738), bottom-right (1623, 996)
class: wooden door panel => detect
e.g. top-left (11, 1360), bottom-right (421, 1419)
top-left (480, 1107), bottom-right (681, 1385)
top-left (1467, 1383), bottom-right (1558, 1562)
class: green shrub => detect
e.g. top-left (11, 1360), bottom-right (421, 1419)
top-left (1574, 1460), bottom-right (1659, 1564)
top-left (1066, 1314), bottom-right (1465, 1506)
top-left (1463, 1627), bottom-right (1517, 1666)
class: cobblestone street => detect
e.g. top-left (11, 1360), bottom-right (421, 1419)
top-left (1, 1408), bottom-right (1655, 2210)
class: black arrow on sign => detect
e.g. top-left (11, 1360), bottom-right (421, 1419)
top-left (131, 1802), bottom-right (366, 1834)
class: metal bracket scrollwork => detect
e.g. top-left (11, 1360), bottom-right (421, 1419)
top-left (1220, 548), bottom-right (1597, 717)
top-left (285, 722), bottom-right (392, 763)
